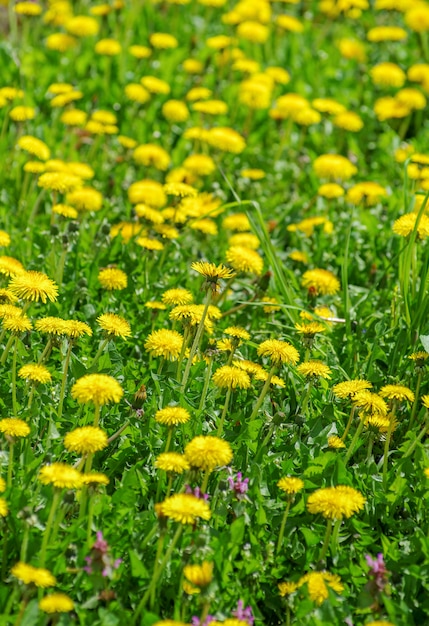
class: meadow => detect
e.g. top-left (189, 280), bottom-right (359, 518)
top-left (0, 0), bottom-right (429, 625)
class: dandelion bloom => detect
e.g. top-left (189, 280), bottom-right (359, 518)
top-left (95, 38), bottom-right (121, 55)
top-left (144, 329), bottom-right (183, 360)
top-left (0, 418), bottom-right (30, 438)
top-left (379, 384), bottom-right (414, 403)
top-left (62, 320), bottom-right (92, 339)
top-left (301, 269), bottom-right (340, 295)
top-left (39, 463), bottom-right (83, 490)
top-left (298, 571), bottom-right (344, 605)
top-left (81, 472), bottom-right (109, 487)
top-left (257, 339), bottom-right (299, 366)
top-left (98, 268), bottom-right (128, 290)
top-left (35, 316), bottom-right (67, 335)
top-left (156, 493), bottom-right (211, 524)
top-left (225, 246), bottom-right (264, 275)
top-left (8, 271), bottom-right (58, 303)
top-left (313, 154), bottom-right (357, 181)
top-left (17, 135), bottom-right (50, 161)
top-left (64, 426), bottom-right (108, 454)
top-left (97, 313), bottom-right (131, 339)
top-left (155, 453), bottom-right (190, 473)
top-left (155, 406), bottom-right (191, 426)
top-left (184, 561), bottom-right (213, 587)
top-left (307, 485), bottom-right (366, 520)
top-left (370, 63), bottom-right (406, 88)
top-left (353, 391), bottom-right (388, 415)
top-left (278, 581), bottom-right (299, 596)
top-left (297, 361), bottom-right (331, 379)
top-left (0, 256), bottom-right (25, 277)
top-left (0, 498), bottom-right (8, 517)
top-left (277, 476), bottom-right (304, 494)
top-left (71, 374), bottom-right (123, 405)
top-left (295, 322), bottom-right (327, 336)
top-left (393, 213), bottom-right (429, 239)
top-left (328, 435), bottom-right (346, 449)
top-left (185, 436), bottom-right (233, 471)
top-left (11, 562), bottom-right (56, 587)
top-left (2, 315), bottom-right (32, 333)
top-left (212, 365), bottom-right (251, 389)
top-left (39, 593), bottom-right (74, 613)
top-left (332, 379), bottom-right (372, 399)
top-left (162, 288), bottom-right (193, 306)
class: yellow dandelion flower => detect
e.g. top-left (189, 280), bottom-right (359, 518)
top-left (297, 361), bottom-right (332, 379)
top-left (64, 426), bottom-right (108, 454)
top-left (8, 271), bottom-right (58, 303)
top-left (313, 154), bottom-right (357, 181)
top-left (2, 315), bottom-right (32, 333)
top-left (95, 38), bottom-right (121, 55)
top-left (155, 452), bottom-right (190, 473)
top-left (97, 313), bottom-right (131, 339)
top-left (11, 562), bottom-right (56, 587)
top-left (185, 436), bottom-right (233, 471)
top-left (278, 581), bottom-right (299, 596)
top-left (62, 320), bottom-right (92, 339)
top-left (299, 571), bottom-right (344, 605)
top-left (39, 593), bottom-right (74, 613)
top-left (0, 256), bottom-right (25, 277)
top-left (98, 268), bottom-right (128, 290)
top-left (212, 365), bottom-right (251, 389)
top-left (353, 391), bottom-right (388, 415)
top-left (225, 246), bottom-right (264, 275)
top-left (332, 379), bottom-right (372, 399)
top-left (184, 561), bottom-right (213, 587)
top-left (39, 463), bottom-right (83, 490)
top-left (257, 339), bottom-right (299, 366)
top-left (155, 406), bottom-right (191, 426)
top-left (295, 322), bottom-right (327, 336)
top-left (277, 476), bottom-right (304, 494)
top-left (307, 485), bottom-right (366, 520)
top-left (18, 364), bottom-right (51, 384)
top-left (144, 329), bottom-right (183, 360)
top-left (328, 435), bottom-right (346, 449)
top-left (35, 317), bottom-right (66, 335)
top-left (301, 268), bottom-right (340, 295)
top-left (162, 289), bottom-right (194, 306)
top-left (71, 374), bottom-right (123, 405)
top-left (224, 326), bottom-right (251, 341)
top-left (393, 213), bottom-right (429, 239)
top-left (379, 384), bottom-right (414, 403)
top-left (133, 144), bottom-right (171, 170)
top-left (17, 136), bottom-right (50, 161)
top-left (156, 493), bottom-right (211, 524)
top-left (80, 472), bottom-right (109, 486)
top-left (0, 418), bottom-right (30, 438)
top-left (0, 498), bottom-right (8, 517)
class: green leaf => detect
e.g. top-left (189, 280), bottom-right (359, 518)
top-left (129, 549), bottom-right (149, 579)
top-left (420, 334), bottom-right (429, 353)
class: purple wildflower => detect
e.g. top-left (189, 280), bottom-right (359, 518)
top-left (232, 600), bottom-right (254, 625)
top-left (191, 616), bottom-right (216, 626)
top-left (227, 471), bottom-right (249, 499)
top-left (365, 553), bottom-right (388, 592)
top-left (185, 485), bottom-right (210, 501)
top-left (84, 531), bottom-right (122, 579)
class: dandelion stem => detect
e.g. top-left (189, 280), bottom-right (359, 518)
top-left (93, 402), bottom-right (100, 428)
top-left (276, 500), bottom-right (291, 555)
top-left (341, 405), bottom-right (356, 441)
top-left (198, 354), bottom-right (213, 412)
top-left (216, 386), bottom-right (232, 437)
top-left (57, 340), bottom-right (73, 421)
top-left (40, 490), bottom-right (62, 567)
top-left (91, 338), bottom-right (110, 369)
top-left (7, 442), bottom-right (14, 490)
top-left (344, 413), bottom-right (365, 465)
top-left (133, 525), bottom-right (183, 623)
top-left (382, 412), bottom-right (396, 488)
top-left (249, 366), bottom-right (276, 422)
top-left (1, 334), bottom-right (15, 365)
top-left (201, 470), bottom-right (211, 493)
top-left (37, 337), bottom-right (53, 365)
top-left (180, 289), bottom-right (212, 394)
top-left (318, 518), bottom-right (334, 564)
top-left (11, 337), bottom-right (19, 415)
top-left (408, 371), bottom-right (422, 432)
top-left (402, 414), bottom-right (429, 458)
